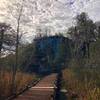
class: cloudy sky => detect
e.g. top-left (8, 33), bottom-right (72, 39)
top-left (0, 0), bottom-right (100, 40)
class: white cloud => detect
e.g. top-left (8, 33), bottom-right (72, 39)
top-left (0, 0), bottom-right (100, 40)
top-left (83, 0), bottom-right (100, 21)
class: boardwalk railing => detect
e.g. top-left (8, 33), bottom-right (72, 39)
top-left (6, 78), bottom-right (41, 100)
top-left (6, 74), bottom-right (58, 100)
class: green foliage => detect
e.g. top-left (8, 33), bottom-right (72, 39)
top-left (76, 12), bottom-right (96, 41)
top-left (0, 43), bottom-right (36, 72)
top-left (0, 54), bottom-right (15, 71)
top-left (68, 12), bottom-right (96, 42)
top-left (62, 38), bottom-right (100, 99)
top-left (18, 43), bottom-right (36, 71)
top-left (67, 12), bottom-right (98, 59)
top-left (54, 40), bottom-right (71, 66)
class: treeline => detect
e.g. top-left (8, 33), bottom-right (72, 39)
top-left (67, 12), bottom-right (99, 58)
top-left (0, 12), bottom-right (100, 99)
top-left (62, 13), bottom-right (100, 100)
top-left (1, 12), bottom-right (100, 72)
top-left (66, 12), bottom-right (100, 69)
top-left (0, 12), bottom-right (100, 73)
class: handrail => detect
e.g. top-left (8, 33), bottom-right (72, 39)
top-left (6, 78), bottom-right (41, 100)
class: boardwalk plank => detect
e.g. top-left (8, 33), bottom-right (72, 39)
top-left (14, 74), bottom-right (57, 100)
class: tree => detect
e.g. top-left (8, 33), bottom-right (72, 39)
top-left (76, 12), bottom-right (96, 41)
top-left (7, 0), bottom-right (26, 93)
top-left (18, 43), bottom-right (37, 72)
top-left (76, 12), bottom-right (96, 58)
top-left (95, 21), bottom-right (100, 38)
top-left (0, 23), bottom-right (10, 55)
top-left (68, 12), bottom-right (96, 58)
top-left (0, 23), bottom-right (10, 75)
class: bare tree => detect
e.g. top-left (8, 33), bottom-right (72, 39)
top-left (15, 0), bottom-right (24, 84)
top-left (7, 0), bottom-right (26, 93)
top-left (0, 23), bottom-right (10, 56)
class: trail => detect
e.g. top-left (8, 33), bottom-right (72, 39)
top-left (14, 74), bottom-right (57, 100)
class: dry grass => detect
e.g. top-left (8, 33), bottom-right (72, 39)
top-left (62, 69), bottom-right (100, 100)
top-left (0, 71), bottom-right (37, 99)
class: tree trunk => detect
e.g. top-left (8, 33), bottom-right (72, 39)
top-left (0, 30), bottom-right (4, 54)
top-left (87, 42), bottom-right (90, 58)
top-left (11, 26), bottom-right (19, 94)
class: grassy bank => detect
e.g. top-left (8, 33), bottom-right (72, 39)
top-left (62, 68), bottom-right (100, 100)
top-left (61, 38), bottom-right (100, 100)
top-left (0, 71), bottom-right (37, 99)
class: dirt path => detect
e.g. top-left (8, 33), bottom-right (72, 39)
top-left (14, 74), bottom-right (57, 100)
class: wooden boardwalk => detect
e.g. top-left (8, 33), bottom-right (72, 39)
top-left (14, 74), bottom-right (57, 100)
